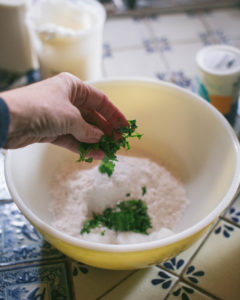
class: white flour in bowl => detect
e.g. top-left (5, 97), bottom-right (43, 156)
top-left (49, 155), bottom-right (189, 244)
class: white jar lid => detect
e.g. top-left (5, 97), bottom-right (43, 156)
top-left (196, 45), bottom-right (240, 76)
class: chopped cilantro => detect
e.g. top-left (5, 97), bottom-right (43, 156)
top-left (80, 199), bottom-right (152, 235)
top-left (126, 193), bottom-right (131, 197)
top-left (78, 120), bottom-right (143, 177)
top-left (142, 186), bottom-right (147, 196)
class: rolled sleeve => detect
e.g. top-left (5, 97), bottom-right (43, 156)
top-left (0, 97), bottom-right (10, 148)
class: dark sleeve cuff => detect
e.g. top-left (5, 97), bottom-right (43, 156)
top-left (0, 97), bottom-right (10, 148)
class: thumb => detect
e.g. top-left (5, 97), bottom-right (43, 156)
top-left (71, 113), bottom-right (103, 143)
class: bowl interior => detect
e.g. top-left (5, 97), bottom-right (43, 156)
top-left (5, 79), bottom-right (240, 239)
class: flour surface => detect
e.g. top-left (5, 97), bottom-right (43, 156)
top-left (50, 155), bottom-right (189, 244)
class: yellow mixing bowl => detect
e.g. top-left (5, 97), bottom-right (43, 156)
top-left (4, 78), bottom-right (240, 270)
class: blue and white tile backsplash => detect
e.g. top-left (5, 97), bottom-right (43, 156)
top-left (1, 6), bottom-right (240, 300)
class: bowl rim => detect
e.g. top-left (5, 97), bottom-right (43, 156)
top-left (5, 77), bottom-right (240, 252)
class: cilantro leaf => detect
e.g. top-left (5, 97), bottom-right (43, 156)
top-left (142, 186), bottom-right (147, 196)
top-left (80, 199), bottom-right (152, 235)
top-left (78, 120), bottom-right (143, 176)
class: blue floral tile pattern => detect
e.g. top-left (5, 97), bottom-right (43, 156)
top-left (162, 257), bottom-right (185, 273)
top-left (156, 37), bottom-right (172, 52)
top-left (103, 43), bottom-right (113, 59)
top-left (0, 262), bottom-right (72, 300)
top-left (0, 7), bottom-right (240, 300)
top-left (172, 285), bottom-right (194, 300)
top-left (72, 261), bottom-right (89, 276)
top-left (214, 223), bottom-right (235, 238)
top-left (169, 282), bottom-right (214, 300)
top-left (169, 71), bottom-right (194, 89)
top-left (227, 207), bottom-right (240, 224)
top-left (143, 39), bottom-right (157, 53)
top-left (0, 202), bottom-right (63, 266)
top-left (101, 267), bottom-right (178, 300)
top-left (185, 265), bottom-right (205, 284)
top-left (225, 193), bottom-right (240, 227)
top-left (151, 270), bottom-right (174, 289)
top-left (198, 32), bottom-right (215, 46)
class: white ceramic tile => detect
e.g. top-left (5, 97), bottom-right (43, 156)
top-left (162, 42), bottom-right (203, 77)
top-left (168, 282), bottom-right (214, 300)
top-left (228, 38), bottom-right (240, 49)
top-left (202, 8), bottom-right (240, 40)
top-left (147, 12), bottom-right (205, 43)
top-left (70, 260), bottom-right (133, 300)
top-left (104, 17), bottom-right (151, 49)
top-left (183, 220), bottom-right (240, 300)
top-left (101, 267), bottom-right (178, 300)
top-left (160, 227), bottom-right (211, 276)
top-left (103, 47), bottom-right (167, 78)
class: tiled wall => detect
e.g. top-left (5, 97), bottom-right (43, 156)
top-left (0, 7), bottom-right (240, 300)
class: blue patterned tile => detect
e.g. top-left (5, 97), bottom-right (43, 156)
top-left (169, 71), bottom-right (197, 92)
top-left (199, 29), bottom-right (232, 46)
top-left (156, 70), bottom-right (197, 93)
top-left (225, 193), bottom-right (240, 227)
top-left (0, 262), bottom-right (72, 300)
top-left (143, 39), bottom-right (157, 53)
top-left (151, 269), bottom-right (175, 289)
top-left (103, 17), bottom-right (151, 50)
top-left (214, 222), bottom-right (235, 238)
top-left (70, 260), bottom-right (133, 300)
top-left (212, 29), bottom-right (230, 45)
top-left (103, 43), bottom-right (113, 59)
top-left (156, 72), bottom-right (169, 81)
top-left (148, 12), bottom-right (205, 43)
top-left (103, 47), bottom-right (167, 78)
top-left (156, 37), bottom-right (172, 52)
top-left (185, 265), bottom-right (205, 285)
top-left (198, 32), bottom-right (215, 46)
top-left (162, 257), bottom-right (185, 274)
top-left (168, 282), bottom-right (215, 300)
top-left (101, 267), bottom-right (178, 300)
top-left (161, 42), bottom-right (203, 78)
top-left (202, 8), bottom-right (240, 40)
top-left (182, 220), bottom-right (240, 299)
top-left (0, 202), bottom-right (63, 266)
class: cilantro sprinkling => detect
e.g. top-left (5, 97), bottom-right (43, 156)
top-left (142, 186), bottom-right (147, 196)
top-left (78, 120), bottom-right (143, 177)
top-left (126, 193), bottom-right (131, 197)
top-left (80, 199), bottom-right (152, 235)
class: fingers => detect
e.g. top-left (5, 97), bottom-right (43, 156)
top-left (69, 109), bottom-right (104, 143)
top-left (75, 81), bottom-right (129, 130)
top-left (81, 108), bottom-right (114, 136)
top-left (51, 135), bottom-right (104, 160)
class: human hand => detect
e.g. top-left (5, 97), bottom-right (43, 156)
top-left (1, 72), bottom-right (128, 158)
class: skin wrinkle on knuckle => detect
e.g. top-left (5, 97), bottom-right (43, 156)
top-left (56, 72), bottom-right (77, 102)
top-left (78, 83), bottom-right (91, 107)
top-left (95, 95), bottom-right (119, 127)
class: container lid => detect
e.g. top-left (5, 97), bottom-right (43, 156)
top-left (196, 45), bottom-right (240, 76)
